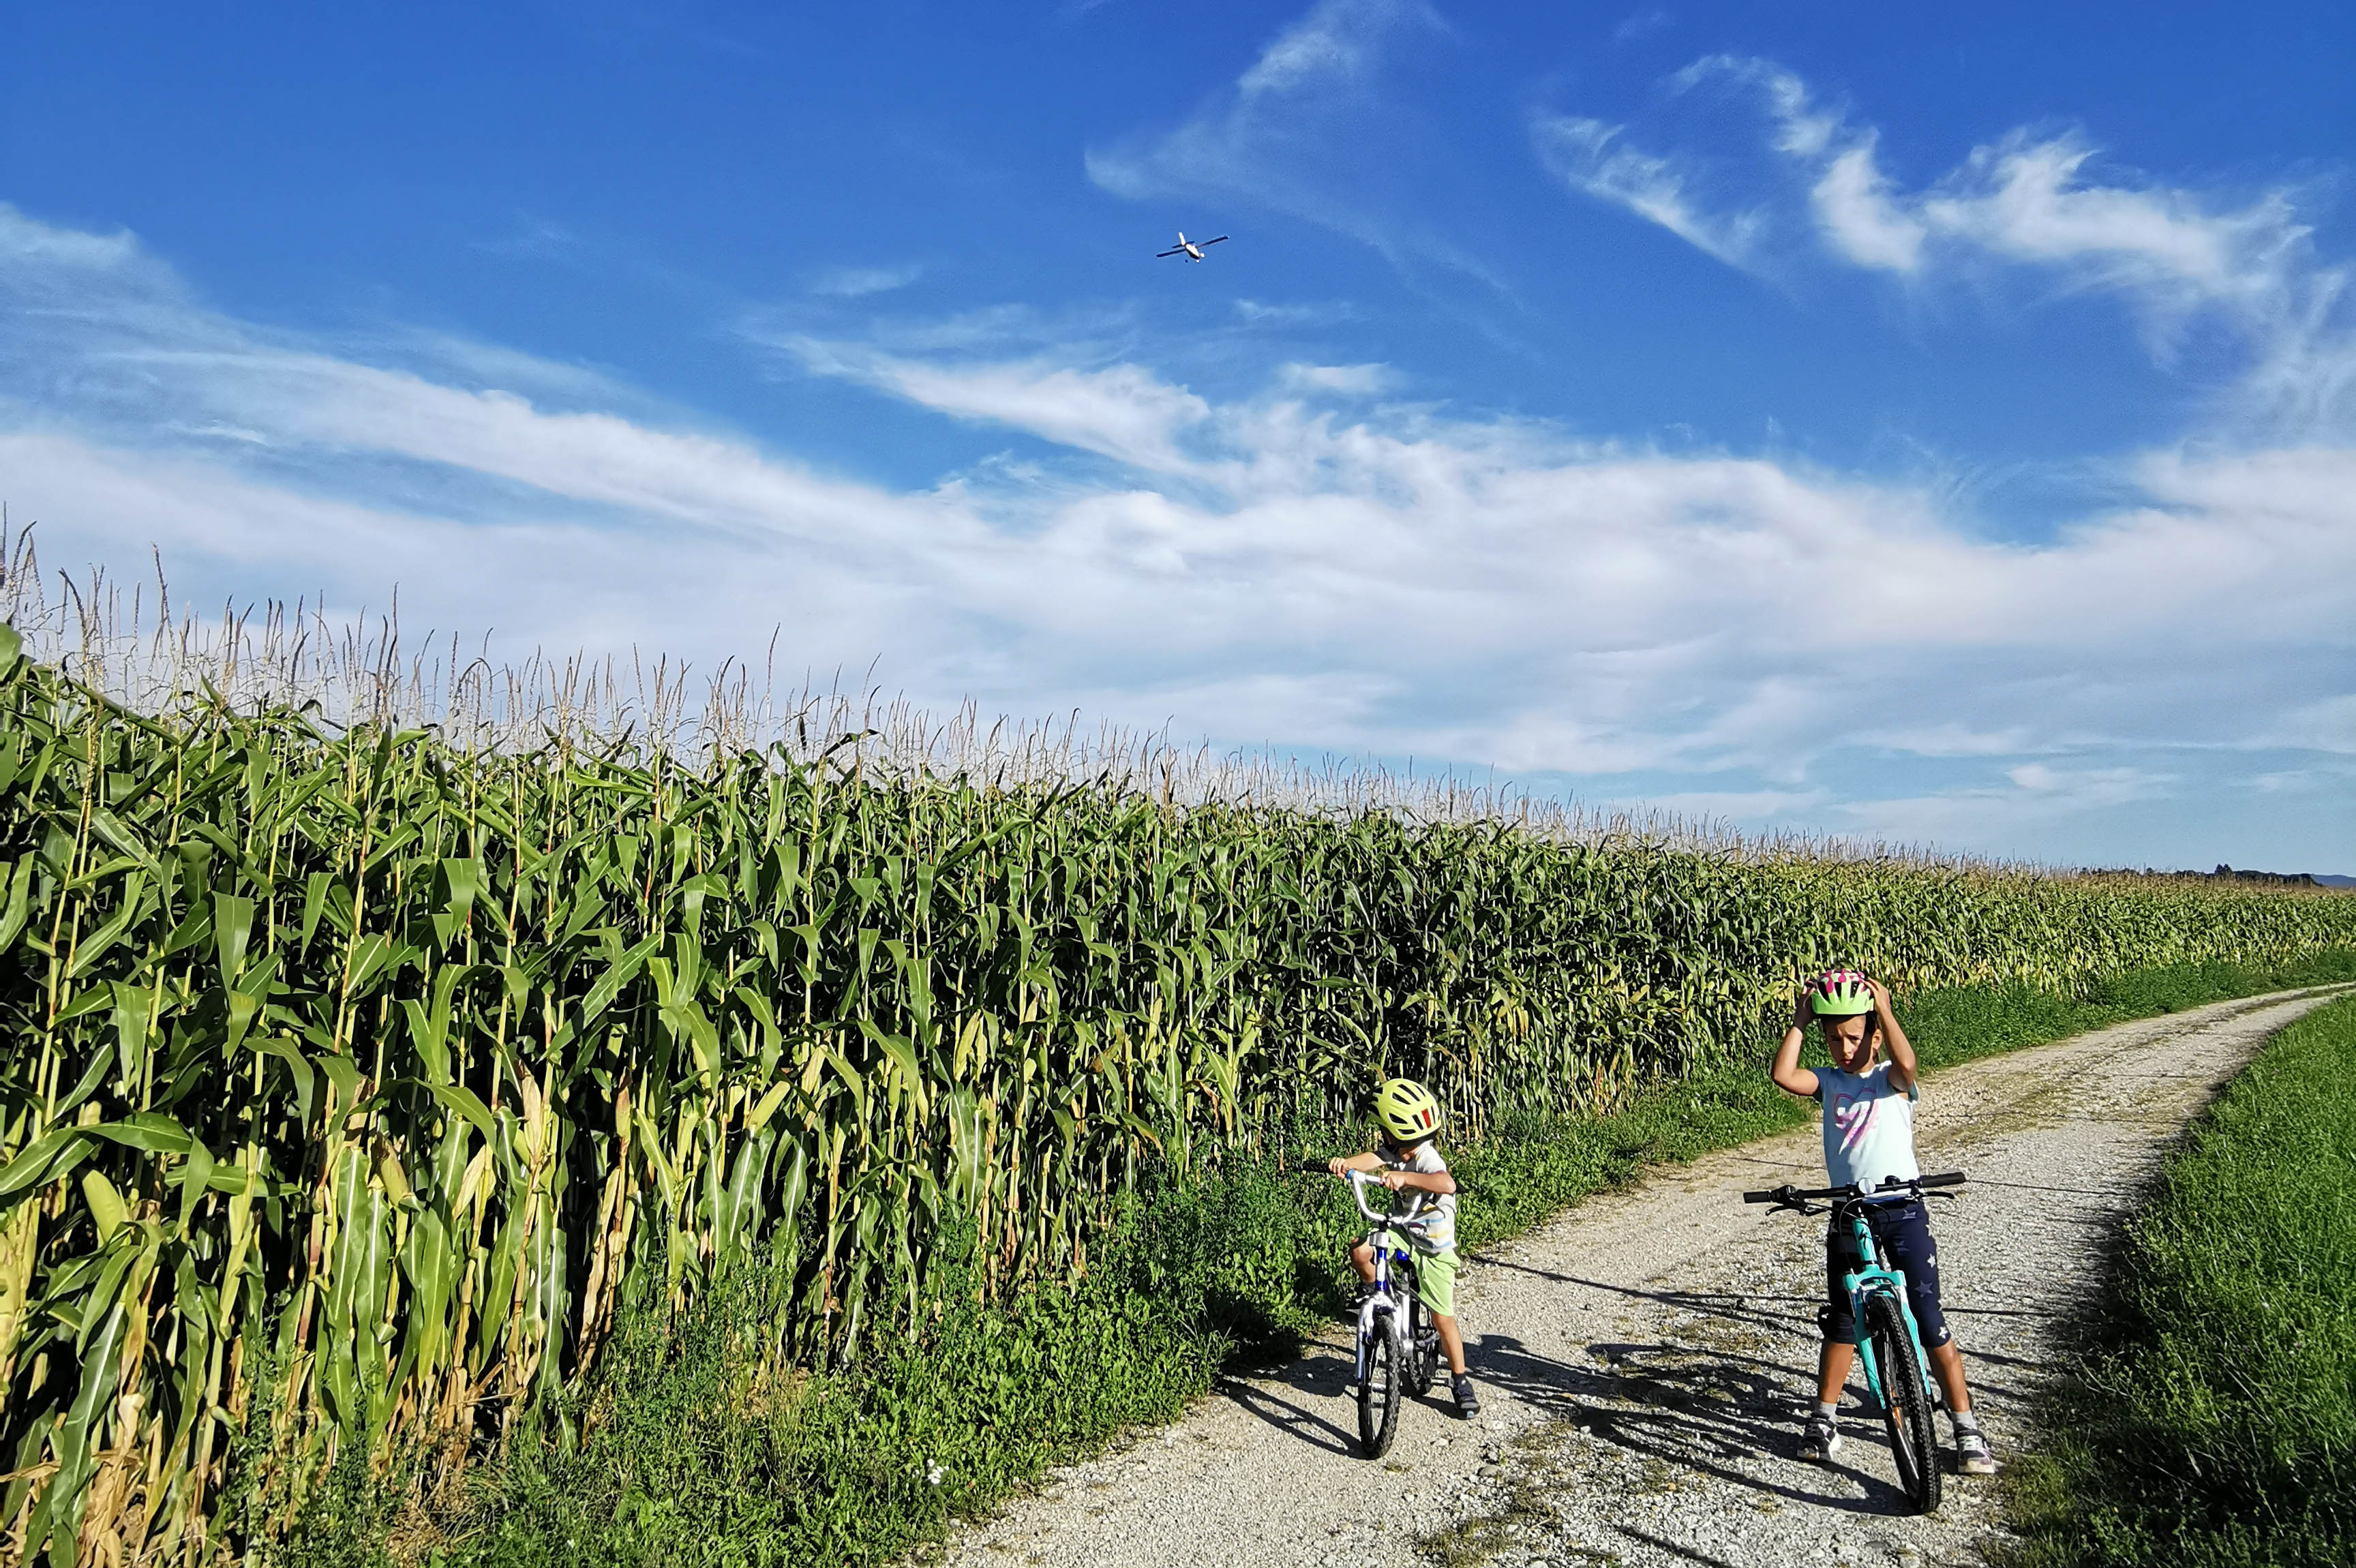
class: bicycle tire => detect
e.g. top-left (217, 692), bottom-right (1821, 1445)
top-left (1404, 1293), bottom-right (1440, 1396)
top-left (1866, 1293), bottom-right (1942, 1514)
top-left (1358, 1310), bottom-right (1406, 1458)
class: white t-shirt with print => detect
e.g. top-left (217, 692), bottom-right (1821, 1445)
top-left (1376, 1140), bottom-right (1458, 1254)
top-left (1816, 1061), bottom-right (1920, 1194)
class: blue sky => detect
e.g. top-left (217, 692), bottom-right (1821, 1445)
top-left (2, 1), bottom-right (2352, 868)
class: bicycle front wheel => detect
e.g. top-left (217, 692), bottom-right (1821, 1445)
top-left (1358, 1312), bottom-right (1406, 1458)
top-left (1866, 1293), bottom-right (1942, 1514)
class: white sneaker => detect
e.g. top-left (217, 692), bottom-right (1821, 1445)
top-left (1799, 1411), bottom-right (1843, 1462)
top-left (1955, 1425), bottom-right (1997, 1475)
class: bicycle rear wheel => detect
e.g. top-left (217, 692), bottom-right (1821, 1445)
top-left (1866, 1293), bottom-right (1942, 1514)
top-left (1357, 1310), bottom-right (1406, 1458)
top-left (1403, 1276), bottom-right (1439, 1396)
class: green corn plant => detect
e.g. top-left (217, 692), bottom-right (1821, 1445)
top-left (0, 627), bottom-right (2351, 1564)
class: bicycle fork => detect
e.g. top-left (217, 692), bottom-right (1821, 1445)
top-left (1844, 1265), bottom-right (1941, 1413)
top-left (1353, 1246), bottom-right (1408, 1382)
top-left (1353, 1293), bottom-right (1392, 1381)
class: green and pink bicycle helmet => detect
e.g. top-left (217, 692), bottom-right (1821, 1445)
top-left (1808, 969), bottom-right (1875, 1017)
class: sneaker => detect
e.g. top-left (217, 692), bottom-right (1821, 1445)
top-left (1453, 1374), bottom-right (1482, 1418)
top-left (1799, 1411), bottom-right (1843, 1462)
top-left (1955, 1425), bottom-right (1997, 1475)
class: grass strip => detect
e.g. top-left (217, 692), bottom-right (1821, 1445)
top-left (2002, 989), bottom-right (2356, 1567)
top-left (322, 952), bottom-right (2356, 1567)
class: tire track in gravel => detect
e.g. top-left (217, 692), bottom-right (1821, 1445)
top-left (936, 985), bottom-right (2351, 1568)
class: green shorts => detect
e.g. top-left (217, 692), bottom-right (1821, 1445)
top-left (1383, 1232), bottom-right (1460, 1317)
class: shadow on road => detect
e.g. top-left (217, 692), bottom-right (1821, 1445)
top-left (1468, 1323), bottom-right (1922, 1517)
top-left (1222, 1346), bottom-right (1359, 1458)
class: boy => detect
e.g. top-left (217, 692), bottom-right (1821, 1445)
top-left (1327, 1076), bottom-right (1481, 1418)
top-left (1768, 970), bottom-right (1996, 1475)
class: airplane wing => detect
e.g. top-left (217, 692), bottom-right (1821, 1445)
top-left (1200, 236), bottom-right (1229, 246)
top-left (1156, 247), bottom-right (1186, 257)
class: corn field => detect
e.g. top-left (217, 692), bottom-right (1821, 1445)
top-left (1, 590), bottom-right (2353, 1563)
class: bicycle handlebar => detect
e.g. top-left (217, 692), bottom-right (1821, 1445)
top-left (1341, 1169), bottom-right (1445, 1228)
top-left (1742, 1171), bottom-right (1966, 1205)
top-left (1299, 1160), bottom-right (1452, 1228)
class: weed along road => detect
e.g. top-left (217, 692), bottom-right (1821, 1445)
top-left (938, 986), bottom-right (2352, 1568)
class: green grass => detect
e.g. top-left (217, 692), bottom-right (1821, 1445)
top-left (337, 953), bottom-right (2354, 1567)
top-left (2003, 989), bottom-right (2356, 1568)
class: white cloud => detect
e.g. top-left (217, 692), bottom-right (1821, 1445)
top-left (1866, 722), bottom-right (2039, 759)
top-left (774, 337), bottom-right (1212, 472)
top-left (1842, 765), bottom-right (2175, 848)
top-left (1275, 361), bottom-right (1398, 395)
top-left (806, 262), bottom-right (924, 299)
top-left (0, 205), bottom-right (140, 272)
top-left (1089, 0), bottom-right (1437, 195)
top-left (1530, 117), bottom-right (1764, 266)
top-left (1, 204), bottom-right (2351, 862)
top-left (1532, 59), bottom-right (2356, 435)
top-left (1230, 298), bottom-right (1360, 327)
top-left (1612, 7), bottom-right (1673, 46)
top-left (1084, 0), bottom-right (1504, 290)
top-left (1604, 787), bottom-right (1830, 822)
top-left (1810, 140), bottom-right (1924, 272)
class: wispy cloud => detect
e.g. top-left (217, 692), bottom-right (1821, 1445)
top-left (779, 335), bottom-right (1212, 472)
top-left (1230, 297), bottom-right (1361, 327)
top-left (1274, 361), bottom-right (1398, 395)
top-left (1085, 0), bottom-right (1505, 290)
top-left (472, 215), bottom-right (582, 262)
top-left (1533, 57), bottom-right (2356, 435)
top-left (2, 203), bottom-right (2351, 858)
top-left (1531, 116), bottom-right (1764, 266)
top-left (806, 262), bottom-right (924, 299)
top-left (1612, 7), bottom-right (1674, 46)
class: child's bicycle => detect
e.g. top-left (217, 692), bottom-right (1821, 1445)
top-left (1744, 1171), bottom-right (1965, 1514)
top-left (1304, 1164), bottom-right (1446, 1457)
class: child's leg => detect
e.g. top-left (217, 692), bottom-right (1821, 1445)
top-left (1821, 1222), bottom-right (1861, 1406)
top-left (1434, 1312), bottom-right (1468, 1376)
top-left (1816, 1340), bottom-right (1856, 1406)
top-left (1926, 1340), bottom-right (1973, 1413)
top-left (1875, 1202), bottom-right (1973, 1414)
top-left (1414, 1251), bottom-right (1470, 1376)
top-left (1350, 1241), bottom-right (1377, 1283)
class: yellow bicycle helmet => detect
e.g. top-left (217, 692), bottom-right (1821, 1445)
top-left (1375, 1077), bottom-right (1443, 1143)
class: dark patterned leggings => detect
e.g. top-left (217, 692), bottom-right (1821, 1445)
top-left (1823, 1198), bottom-right (1949, 1348)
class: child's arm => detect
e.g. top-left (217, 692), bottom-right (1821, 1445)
top-left (1380, 1164), bottom-right (1456, 1196)
top-left (1325, 1151), bottom-right (1457, 1195)
top-left (1769, 986), bottom-right (1821, 1098)
top-left (1873, 978), bottom-right (1919, 1092)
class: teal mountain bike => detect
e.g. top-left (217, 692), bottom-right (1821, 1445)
top-left (1306, 1164), bottom-right (1445, 1458)
top-left (1745, 1171), bottom-right (1965, 1514)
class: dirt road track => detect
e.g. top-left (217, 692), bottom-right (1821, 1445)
top-left (938, 986), bottom-right (2349, 1568)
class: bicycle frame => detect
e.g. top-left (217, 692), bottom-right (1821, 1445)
top-left (1747, 1171), bottom-right (1963, 1513)
top-left (1341, 1170), bottom-right (1438, 1383)
top-left (1747, 1173), bottom-right (1963, 1415)
top-left (1833, 1197), bottom-right (1937, 1414)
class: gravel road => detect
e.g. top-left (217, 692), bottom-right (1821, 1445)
top-left (936, 986), bottom-right (2349, 1568)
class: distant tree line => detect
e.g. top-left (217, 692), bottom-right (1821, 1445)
top-left (2093, 864), bottom-right (2334, 888)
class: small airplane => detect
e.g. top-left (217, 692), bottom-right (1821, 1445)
top-left (1156, 230), bottom-right (1229, 262)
